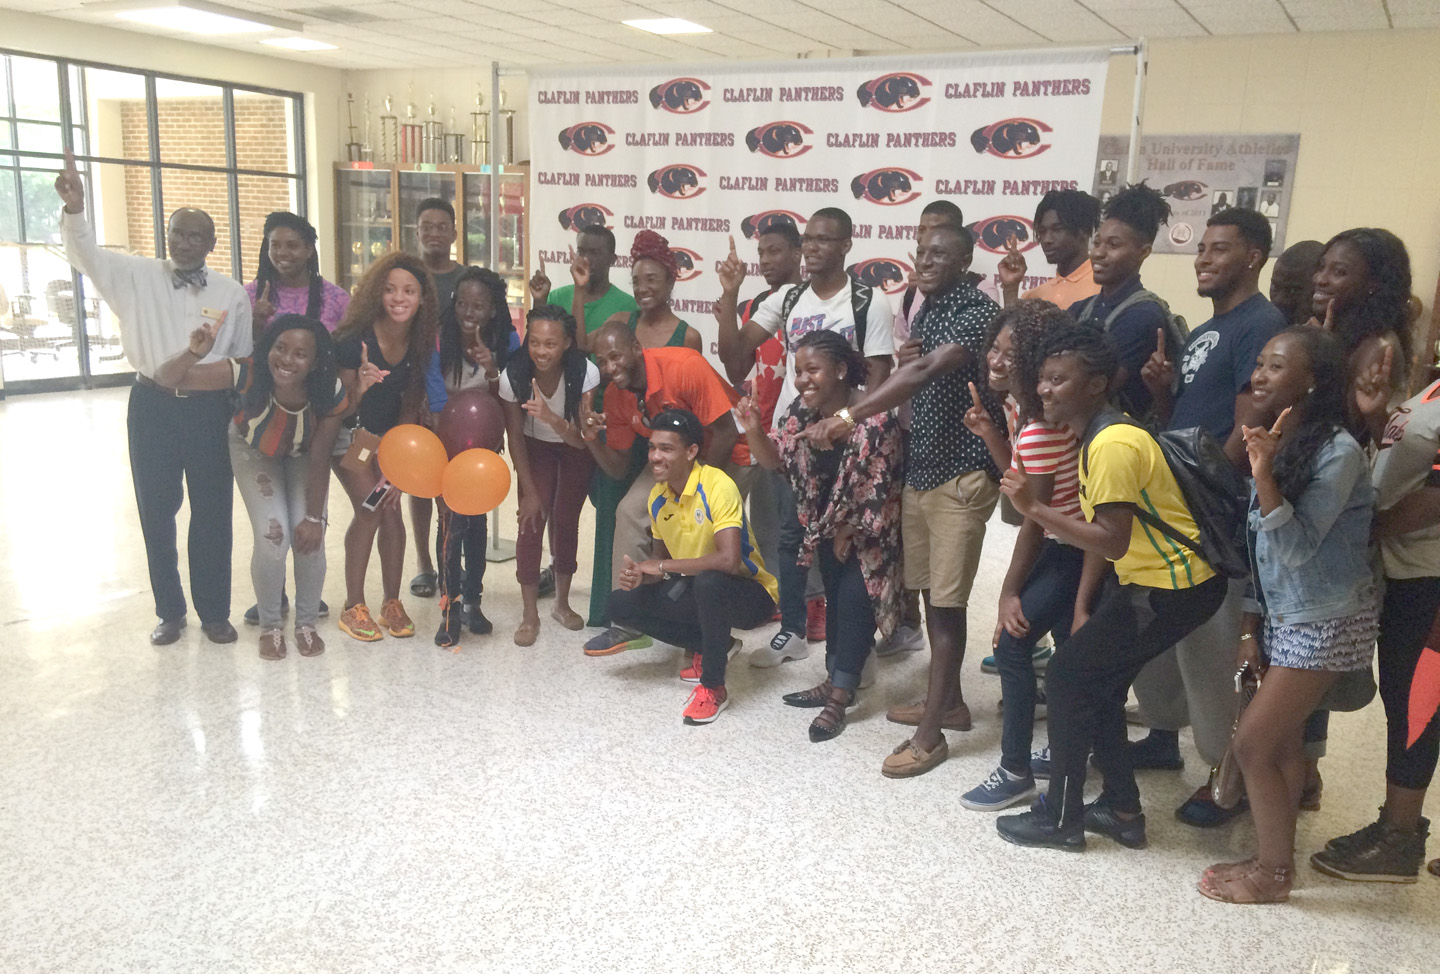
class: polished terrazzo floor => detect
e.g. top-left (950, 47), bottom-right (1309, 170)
top-left (1, 387), bottom-right (1436, 973)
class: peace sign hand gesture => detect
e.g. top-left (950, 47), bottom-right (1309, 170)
top-left (254, 281), bottom-right (277, 324)
top-left (996, 234), bottom-right (1027, 291)
top-left (188, 312), bottom-right (224, 358)
top-left (578, 390), bottom-right (605, 441)
top-left (54, 149), bottom-right (85, 214)
top-left (1353, 342), bottom-right (1395, 422)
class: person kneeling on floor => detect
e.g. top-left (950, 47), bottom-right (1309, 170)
top-left (605, 409), bottom-right (778, 725)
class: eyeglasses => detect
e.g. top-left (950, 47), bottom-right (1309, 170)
top-left (168, 228), bottom-right (211, 244)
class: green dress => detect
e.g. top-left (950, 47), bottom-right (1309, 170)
top-left (586, 311), bottom-right (692, 626)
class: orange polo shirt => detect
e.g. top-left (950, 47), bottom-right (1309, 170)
top-left (1025, 259), bottom-right (1101, 308)
top-left (602, 346), bottom-right (750, 466)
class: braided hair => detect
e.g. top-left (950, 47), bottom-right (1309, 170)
top-left (254, 211), bottom-right (323, 319)
top-left (505, 304), bottom-right (590, 423)
top-left (794, 329), bottom-right (868, 389)
top-left (439, 266), bottom-right (517, 387)
top-left (1102, 182), bottom-right (1171, 242)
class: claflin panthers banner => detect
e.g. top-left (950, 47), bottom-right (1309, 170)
top-left (530, 49), bottom-right (1110, 357)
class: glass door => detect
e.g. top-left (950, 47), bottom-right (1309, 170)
top-left (396, 170), bottom-right (456, 259)
top-left (462, 168), bottom-right (527, 309)
top-left (335, 168), bottom-right (394, 293)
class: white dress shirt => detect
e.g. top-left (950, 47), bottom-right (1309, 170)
top-left (60, 209), bottom-right (252, 378)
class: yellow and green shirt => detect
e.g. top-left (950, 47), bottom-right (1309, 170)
top-left (647, 464), bottom-right (778, 602)
top-left (1079, 424), bottom-right (1215, 590)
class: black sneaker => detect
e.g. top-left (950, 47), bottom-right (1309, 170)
top-left (465, 603), bottom-right (493, 635)
top-left (317, 599), bottom-right (329, 619)
top-left (996, 795), bottom-right (1086, 851)
top-left (435, 602), bottom-right (462, 648)
top-left (244, 591), bottom-right (291, 626)
top-left (537, 567), bottom-right (556, 599)
top-left (1311, 818), bottom-right (1430, 883)
top-left (1124, 731), bottom-right (1184, 771)
top-left (1084, 798), bottom-right (1148, 849)
top-left (1324, 808), bottom-right (1388, 854)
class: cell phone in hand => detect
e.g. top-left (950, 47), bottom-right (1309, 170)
top-left (362, 477), bottom-right (395, 512)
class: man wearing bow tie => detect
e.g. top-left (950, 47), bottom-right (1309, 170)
top-left (55, 150), bottom-right (253, 646)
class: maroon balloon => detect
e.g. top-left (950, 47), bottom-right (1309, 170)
top-left (437, 387), bottom-right (505, 458)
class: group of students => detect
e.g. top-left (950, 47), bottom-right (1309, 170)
top-left (54, 145), bottom-right (1438, 901)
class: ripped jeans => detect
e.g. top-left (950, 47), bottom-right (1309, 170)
top-left (229, 426), bottom-right (326, 630)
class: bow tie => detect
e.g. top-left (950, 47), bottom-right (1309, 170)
top-left (172, 265), bottom-right (208, 290)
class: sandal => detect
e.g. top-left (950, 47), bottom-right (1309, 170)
top-left (514, 621), bottom-right (540, 647)
top-left (259, 628), bottom-right (286, 661)
top-left (550, 606), bottom-right (584, 631)
top-left (1197, 861), bottom-right (1292, 904)
top-left (1202, 857), bottom-right (1259, 883)
top-left (783, 679), bottom-right (833, 708)
top-left (1299, 773), bottom-right (1323, 812)
top-left (809, 690), bottom-right (855, 743)
top-left (409, 571), bottom-right (438, 598)
top-left (294, 625), bottom-right (325, 657)
top-left (1429, 858), bottom-right (1439, 878)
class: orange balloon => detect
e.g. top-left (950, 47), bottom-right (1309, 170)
top-left (377, 424), bottom-right (448, 498)
top-left (441, 449), bottom-right (512, 515)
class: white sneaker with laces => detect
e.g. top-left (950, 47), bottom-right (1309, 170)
top-left (874, 623), bottom-right (925, 657)
top-left (748, 628), bottom-right (808, 667)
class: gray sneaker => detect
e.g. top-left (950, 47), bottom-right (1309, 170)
top-left (749, 628), bottom-right (808, 667)
top-left (1311, 817), bottom-right (1430, 883)
top-left (875, 623), bottom-right (924, 657)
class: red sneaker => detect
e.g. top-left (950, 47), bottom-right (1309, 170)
top-left (679, 652), bottom-right (703, 683)
top-left (683, 685), bottom-right (729, 724)
top-left (807, 597), bottom-right (827, 642)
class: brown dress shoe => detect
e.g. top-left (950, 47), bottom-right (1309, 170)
top-left (201, 620), bottom-right (238, 644)
top-left (886, 699), bottom-right (973, 731)
top-left (150, 618), bottom-right (187, 645)
top-left (881, 736), bottom-right (950, 778)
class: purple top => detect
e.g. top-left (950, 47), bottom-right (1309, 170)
top-left (244, 278), bottom-right (351, 332)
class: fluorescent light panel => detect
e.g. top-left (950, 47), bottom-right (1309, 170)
top-left (622, 17), bottom-right (712, 34)
top-left (85, 0), bottom-right (301, 35)
top-left (262, 36), bottom-right (339, 50)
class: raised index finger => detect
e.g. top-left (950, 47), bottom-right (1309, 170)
top-left (728, 234), bottom-right (737, 259)
top-left (1155, 327), bottom-right (1166, 357)
top-left (1004, 234), bottom-right (1021, 255)
top-left (967, 380), bottom-right (981, 407)
top-left (1270, 405), bottom-right (1292, 435)
top-left (63, 147), bottom-right (78, 175)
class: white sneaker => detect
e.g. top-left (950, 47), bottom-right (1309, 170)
top-left (748, 628), bottom-right (808, 667)
top-left (874, 623), bottom-right (925, 657)
top-left (859, 651), bottom-right (877, 689)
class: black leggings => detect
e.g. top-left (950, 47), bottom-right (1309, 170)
top-left (1379, 576), bottom-right (1440, 790)
top-left (1047, 573), bottom-right (1226, 826)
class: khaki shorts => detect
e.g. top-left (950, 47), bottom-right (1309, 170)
top-left (902, 470), bottom-right (999, 609)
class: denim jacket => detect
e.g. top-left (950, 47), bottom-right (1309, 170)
top-left (1244, 428), bottom-right (1377, 625)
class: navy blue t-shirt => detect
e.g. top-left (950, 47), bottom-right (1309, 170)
top-left (1168, 292), bottom-right (1286, 440)
top-left (1069, 275), bottom-right (1173, 418)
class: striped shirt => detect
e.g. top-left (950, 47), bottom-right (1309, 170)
top-left (230, 358), bottom-right (347, 457)
top-left (1012, 421), bottom-right (1082, 536)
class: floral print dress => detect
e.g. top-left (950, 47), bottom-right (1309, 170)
top-left (771, 400), bottom-right (905, 636)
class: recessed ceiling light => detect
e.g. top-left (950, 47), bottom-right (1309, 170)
top-left (83, 0), bottom-right (301, 35)
top-left (262, 36), bottom-right (339, 50)
top-left (622, 18), bottom-right (711, 35)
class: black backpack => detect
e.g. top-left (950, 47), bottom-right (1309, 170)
top-left (778, 274), bottom-right (873, 354)
top-left (1080, 410), bottom-right (1249, 579)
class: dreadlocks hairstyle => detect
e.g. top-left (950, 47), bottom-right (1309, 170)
top-left (505, 303), bottom-right (590, 423)
top-left (242, 313), bottom-right (338, 420)
top-left (1267, 326), bottom-right (1349, 505)
top-left (439, 266), bottom-right (517, 388)
top-left (253, 211), bottom-right (322, 319)
top-left (1320, 228), bottom-right (1413, 368)
top-left (333, 250), bottom-right (439, 423)
top-left (1102, 182), bottom-right (1172, 243)
top-left (984, 298), bottom-right (1073, 423)
top-left (1041, 320), bottom-right (1119, 392)
top-left (794, 329), bottom-right (868, 390)
top-left (630, 229), bottom-right (678, 281)
top-left (1033, 189), bottom-right (1101, 238)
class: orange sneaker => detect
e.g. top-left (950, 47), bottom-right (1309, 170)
top-left (380, 598), bottom-right (415, 638)
top-left (683, 685), bottom-right (729, 725)
top-left (338, 603), bottom-right (383, 642)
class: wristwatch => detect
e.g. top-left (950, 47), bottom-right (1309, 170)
top-left (835, 407), bottom-right (857, 430)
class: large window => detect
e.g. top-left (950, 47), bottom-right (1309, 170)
top-left (0, 50), bottom-right (305, 389)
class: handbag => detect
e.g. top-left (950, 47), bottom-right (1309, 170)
top-left (1211, 662), bottom-right (1261, 810)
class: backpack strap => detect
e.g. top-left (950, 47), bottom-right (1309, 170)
top-left (849, 274), bottom-right (873, 354)
top-left (1080, 412), bottom-right (1206, 558)
top-left (777, 281), bottom-right (810, 354)
top-left (901, 285), bottom-right (917, 320)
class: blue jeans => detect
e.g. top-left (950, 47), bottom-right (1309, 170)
top-left (777, 477), bottom-right (808, 634)
top-left (997, 539), bottom-right (1085, 775)
top-left (816, 542), bottom-right (876, 691)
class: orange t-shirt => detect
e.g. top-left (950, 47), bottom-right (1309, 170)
top-left (603, 346), bottom-right (750, 466)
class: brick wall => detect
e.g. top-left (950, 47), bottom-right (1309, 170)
top-left (120, 98), bottom-right (293, 280)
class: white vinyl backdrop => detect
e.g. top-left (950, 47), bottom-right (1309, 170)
top-left (529, 49), bottom-right (1111, 359)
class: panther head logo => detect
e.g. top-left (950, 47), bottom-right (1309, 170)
top-left (744, 120), bottom-right (812, 158)
top-left (855, 73), bottom-right (931, 113)
top-left (647, 164), bottom-right (706, 199)
top-left (557, 203), bottom-right (614, 231)
top-left (850, 167), bottom-right (922, 206)
top-left (968, 215), bottom-right (1037, 254)
top-left (648, 78), bottom-right (710, 114)
top-left (672, 248), bottom-right (703, 282)
top-left (969, 118), bottom-right (1052, 159)
top-left (557, 121), bottom-right (615, 156)
top-left (847, 258), bottom-right (910, 295)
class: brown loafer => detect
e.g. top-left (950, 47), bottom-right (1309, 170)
top-left (886, 699), bottom-right (973, 731)
top-left (881, 735), bottom-right (950, 778)
top-left (150, 617), bottom-right (187, 646)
